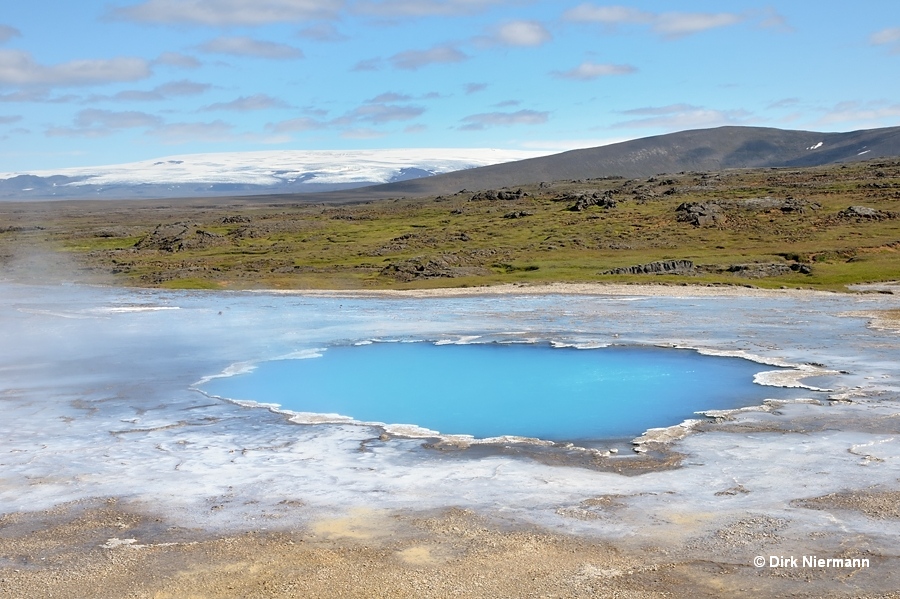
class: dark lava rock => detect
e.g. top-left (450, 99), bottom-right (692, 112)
top-left (727, 263), bottom-right (794, 278)
top-left (565, 190), bottom-right (618, 211)
top-left (134, 222), bottom-right (228, 252)
top-left (676, 202), bottom-right (727, 226)
top-left (840, 205), bottom-right (882, 219)
top-left (470, 188), bottom-right (527, 201)
top-left (603, 260), bottom-right (695, 275)
top-left (734, 197), bottom-right (820, 213)
top-left (381, 255), bottom-right (491, 281)
top-left (0, 225), bottom-right (45, 233)
top-left (779, 198), bottom-right (821, 213)
top-left (221, 215), bottom-right (251, 224)
top-left (503, 210), bottom-right (533, 219)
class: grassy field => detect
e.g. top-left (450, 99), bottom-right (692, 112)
top-left (1, 158), bottom-right (899, 291)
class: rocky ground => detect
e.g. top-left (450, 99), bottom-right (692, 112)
top-left (1, 158), bottom-right (899, 291)
top-left (2, 498), bottom-right (899, 599)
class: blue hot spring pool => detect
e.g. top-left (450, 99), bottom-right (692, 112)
top-left (201, 342), bottom-right (796, 441)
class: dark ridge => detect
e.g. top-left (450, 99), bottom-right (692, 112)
top-left (346, 125), bottom-right (900, 200)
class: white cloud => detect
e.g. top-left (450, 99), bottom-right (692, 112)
top-left (154, 52), bottom-right (202, 69)
top-left (494, 20), bottom-right (552, 47)
top-left (619, 103), bottom-right (700, 116)
top-left (766, 97), bottom-right (800, 110)
top-left (95, 80), bottom-right (211, 102)
top-left (757, 8), bottom-right (792, 32)
top-left (0, 49), bottom-right (150, 88)
top-left (75, 108), bottom-right (161, 129)
top-left (149, 120), bottom-right (235, 143)
top-left (459, 109), bottom-right (548, 130)
top-left (266, 116), bottom-right (327, 133)
top-left (199, 36), bottom-right (303, 59)
top-left (613, 104), bottom-right (751, 129)
top-left (112, 0), bottom-right (343, 26)
top-left (562, 4), bottom-right (652, 25)
top-left (654, 12), bottom-right (743, 39)
top-left (203, 94), bottom-right (289, 111)
top-left (465, 82), bottom-right (487, 94)
top-left (0, 90), bottom-right (79, 103)
top-left (0, 114), bottom-right (21, 124)
top-left (552, 61), bottom-right (636, 80)
top-left (353, 0), bottom-right (519, 17)
top-left (0, 25), bottom-right (21, 44)
top-left (390, 45), bottom-right (467, 70)
top-left (341, 127), bottom-right (385, 139)
top-left (47, 108), bottom-right (162, 137)
top-left (366, 92), bottom-right (412, 103)
top-left (519, 136), bottom-right (630, 151)
top-left (351, 57), bottom-right (382, 71)
top-left (296, 23), bottom-right (347, 41)
top-left (870, 27), bottom-right (900, 53)
top-left (335, 102), bottom-right (425, 125)
top-left (563, 4), bottom-right (745, 38)
top-left (815, 101), bottom-right (900, 127)
top-left (263, 96), bottom-right (428, 136)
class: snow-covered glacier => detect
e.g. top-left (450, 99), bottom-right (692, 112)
top-left (0, 148), bottom-right (552, 200)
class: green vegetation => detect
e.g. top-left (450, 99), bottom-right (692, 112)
top-left (1, 159), bottom-right (899, 291)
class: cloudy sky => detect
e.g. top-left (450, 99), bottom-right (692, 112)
top-left (1, 1), bottom-right (899, 171)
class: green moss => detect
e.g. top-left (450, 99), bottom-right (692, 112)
top-left (62, 236), bottom-right (143, 251)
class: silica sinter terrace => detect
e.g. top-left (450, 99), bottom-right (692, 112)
top-left (201, 342), bottom-right (798, 441)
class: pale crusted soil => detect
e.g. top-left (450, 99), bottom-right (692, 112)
top-left (260, 281), bottom-right (847, 300)
top-left (1, 500), bottom-right (899, 599)
top-left (794, 489), bottom-right (900, 520)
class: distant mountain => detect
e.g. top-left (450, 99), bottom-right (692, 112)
top-left (0, 148), bottom-right (550, 201)
top-left (5, 126), bottom-right (899, 203)
top-left (325, 125), bottom-right (900, 202)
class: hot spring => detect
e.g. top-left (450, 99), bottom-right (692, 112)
top-left (200, 342), bottom-right (802, 442)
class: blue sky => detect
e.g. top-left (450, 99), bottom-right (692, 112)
top-left (1, 1), bottom-right (899, 171)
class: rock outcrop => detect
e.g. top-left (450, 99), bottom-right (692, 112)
top-left (565, 190), bottom-right (618, 211)
top-left (469, 188), bottom-right (527, 201)
top-left (134, 222), bottom-right (228, 252)
top-left (381, 255), bottom-right (492, 281)
top-left (734, 197), bottom-right (821, 213)
top-left (839, 205), bottom-right (894, 220)
top-left (727, 263), bottom-right (793, 278)
top-left (727, 262), bottom-right (811, 277)
top-left (603, 260), bottom-right (695, 275)
top-left (676, 202), bottom-right (727, 226)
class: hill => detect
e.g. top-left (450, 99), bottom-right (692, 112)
top-left (321, 125), bottom-right (900, 202)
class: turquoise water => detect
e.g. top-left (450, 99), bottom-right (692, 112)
top-left (202, 342), bottom-right (789, 441)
